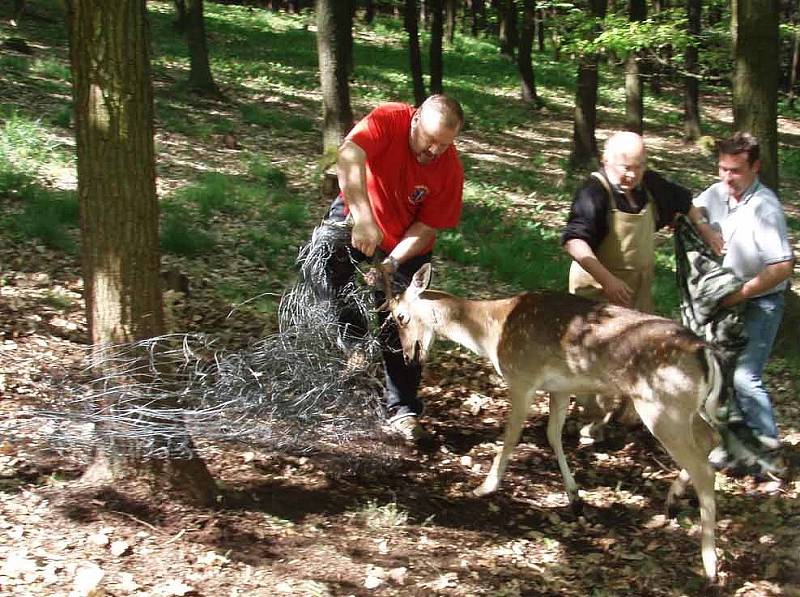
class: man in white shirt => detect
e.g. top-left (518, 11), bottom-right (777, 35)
top-left (694, 132), bottom-right (794, 471)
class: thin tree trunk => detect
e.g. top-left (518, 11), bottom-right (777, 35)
top-left (172, 0), bottom-right (188, 32)
top-left (445, 0), bottom-right (457, 42)
top-left (535, 7), bottom-right (545, 52)
top-left (499, 0), bottom-right (517, 57)
top-left (429, 0), bottom-right (444, 94)
top-left (470, 0), bottom-right (485, 36)
top-left (570, 0), bottom-right (607, 168)
top-left (788, 0), bottom-right (800, 107)
top-left (683, 0), bottom-right (702, 140)
top-left (406, 0), bottom-right (427, 104)
top-left (316, 0), bottom-right (354, 154)
top-left (733, 0), bottom-right (779, 190)
top-left (186, 0), bottom-right (221, 97)
top-left (518, 0), bottom-right (539, 104)
top-left (66, 0), bottom-right (216, 506)
top-left (364, 0), bottom-right (375, 23)
top-left (624, 0), bottom-right (645, 134)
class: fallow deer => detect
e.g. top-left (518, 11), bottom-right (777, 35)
top-left (383, 263), bottom-right (722, 581)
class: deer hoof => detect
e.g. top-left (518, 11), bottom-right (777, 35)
top-left (473, 481), bottom-right (498, 497)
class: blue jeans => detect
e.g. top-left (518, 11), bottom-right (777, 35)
top-left (732, 292), bottom-right (784, 441)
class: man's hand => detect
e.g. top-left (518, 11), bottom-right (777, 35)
top-left (363, 260), bottom-right (393, 288)
top-left (351, 219), bottom-right (382, 257)
top-left (697, 223), bottom-right (724, 256)
top-left (602, 275), bottom-right (633, 307)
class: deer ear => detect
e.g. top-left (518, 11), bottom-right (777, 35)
top-left (411, 263), bottom-right (432, 296)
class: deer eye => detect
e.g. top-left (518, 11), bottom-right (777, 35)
top-left (396, 312), bottom-right (409, 326)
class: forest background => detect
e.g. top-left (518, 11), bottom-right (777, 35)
top-left (0, 1), bottom-right (799, 596)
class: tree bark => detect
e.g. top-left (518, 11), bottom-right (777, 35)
top-left (518, 0), bottom-right (539, 104)
top-left (570, 0), bottom-right (607, 168)
top-left (788, 0), bottom-right (800, 107)
top-left (316, 0), bottom-right (355, 154)
top-left (406, 0), bottom-right (427, 105)
top-left (624, 0), bottom-right (645, 134)
top-left (470, 0), bottom-right (486, 36)
top-left (683, 0), bottom-right (702, 140)
top-left (172, 0), bottom-right (188, 32)
top-left (429, 0), bottom-right (444, 94)
top-left (498, 0), bottom-right (517, 58)
top-left (186, 0), bottom-right (221, 97)
top-left (445, 0), bottom-right (457, 42)
top-left (733, 0), bottom-right (779, 190)
top-left (364, 0), bottom-right (375, 23)
top-left (66, 0), bottom-right (216, 506)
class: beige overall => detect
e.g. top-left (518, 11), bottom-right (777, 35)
top-left (568, 172), bottom-right (656, 432)
top-left (568, 171), bottom-right (657, 313)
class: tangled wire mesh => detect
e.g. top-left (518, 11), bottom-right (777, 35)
top-left (28, 219), bottom-right (392, 460)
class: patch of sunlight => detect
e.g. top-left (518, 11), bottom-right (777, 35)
top-left (490, 535), bottom-right (566, 570)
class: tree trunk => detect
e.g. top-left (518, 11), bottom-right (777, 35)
top-left (445, 0), bottom-right (457, 42)
top-left (66, 0), bottom-right (216, 506)
top-left (683, 0), bottom-right (702, 140)
top-left (788, 0), bottom-right (800, 107)
top-left (518, 0), bottom-right (539, 104)
top-left (535, 7), bottom-right (545, 52)
top-left (498, 0), bottom-right (517, 57)
top-left (186, 0), bottom-right (221, 97)
top-left (570, 0), bottom-right (607, 168)
top-left (406, 0), bottom-right (427, 105)
top-left (429, 0), bottom-right (444, 94)
top-left (316, 0), bottom-right (355, 154)
top-left (470, 0), bottom-right (486, 36)
top-left (364, 0), bottom-right (375, 23)
top-left (733, 0), bottom-right (779, 190)
top-left (172, 0), bottom-right (188, 32)
top-left (624, 0), bottom-right (645, 134)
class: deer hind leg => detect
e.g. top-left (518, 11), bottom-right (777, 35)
top-left (547, 392), bottom-right (581, 511)
top-left (474, 386), bottom-right (535, 497)
top-left (638, 402), bottom-right (718, 582)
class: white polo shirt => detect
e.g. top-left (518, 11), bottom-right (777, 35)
top-left (693, 179), bottom-right (793, 297)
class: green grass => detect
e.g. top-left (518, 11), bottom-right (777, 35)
top-left (7, 189), bottom-right (80, 253)
top-left (160, 207), bottom-right (217, 257)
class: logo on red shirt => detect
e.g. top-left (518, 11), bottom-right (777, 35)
top-left (409, 185), bottom-right (428, 205)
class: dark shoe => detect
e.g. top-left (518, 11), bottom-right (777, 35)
top-left (388, 415), bottom-right (432, 443)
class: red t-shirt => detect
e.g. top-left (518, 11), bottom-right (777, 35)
top-left (345, 103), bottom-right (463, 253)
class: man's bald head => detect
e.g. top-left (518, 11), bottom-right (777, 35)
top-left (602, 131), bottom-right (647, 191)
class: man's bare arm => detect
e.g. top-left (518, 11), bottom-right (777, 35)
top-left (338, 139), bottom-right (382, 256)
top-left (564, 238), bottom-right (633, 306)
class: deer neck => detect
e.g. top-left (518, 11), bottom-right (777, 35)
top-left (424, 294), bottom-right (514, 367)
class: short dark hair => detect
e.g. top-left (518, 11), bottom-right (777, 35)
top-left (419, 94), bottom-right (464, 130)
top-left (717, 132), bottom-right (760, 165)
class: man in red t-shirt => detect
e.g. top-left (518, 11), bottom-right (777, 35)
top-left (321, 95), bottom-right (464, 443)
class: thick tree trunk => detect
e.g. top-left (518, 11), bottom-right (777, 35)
top-left (406, 0), bottom-right (427, 105)
top-left (683, 0), bottom-right (702, 140)
top-left (518, 0), bottom-right (539, 104)
top-left (733, 0), bottom-right (779, 190)
top-left (624, 0), bottom-right (645, 134)
top-left (316, 0), bottom-right (355, 154)
top-left (429, 0), bottom-right (444, 94)
top-left (66, 0), bottom-right (216, 506)
top-left (186, 0), bottom-right (221, 97)
top-left (570, 0), bottom-right (607, 168)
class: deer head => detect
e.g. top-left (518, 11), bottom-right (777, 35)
top-left (385, 262), bottom-right (437, 364)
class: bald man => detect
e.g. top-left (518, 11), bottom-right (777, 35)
top-left (319, 94), bottom-right (465, 443)
top-left (562, 131), bottom-right (716, 312)
top-left (561, 132), bottom-right (717, 439)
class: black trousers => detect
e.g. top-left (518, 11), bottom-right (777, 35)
top-left (323, 197), bottom-right (431, 420)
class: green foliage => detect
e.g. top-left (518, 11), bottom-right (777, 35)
top-left (173, 172), bottom-right (265, 218)
top-left (779, 148), bottom-right (800, 181)
top-left (438, 196), bottom-right (570, 292)
top-left (9, 189), bottom-right (80, 253)
top-left (247, 155), bottom-right (289, 189)
top-left (160, 208), bottom-right (217, 257)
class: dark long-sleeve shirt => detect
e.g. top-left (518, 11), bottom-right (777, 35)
top-left (561, 169), bottom-right (693, 250)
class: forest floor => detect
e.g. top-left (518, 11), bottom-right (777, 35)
top-left (2, 4), bottom-right (800, 597)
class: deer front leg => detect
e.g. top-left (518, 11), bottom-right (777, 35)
top-left (474, 387), bottom-right (534, 497)
top-left (547, 392), bottom-right (581, 511)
